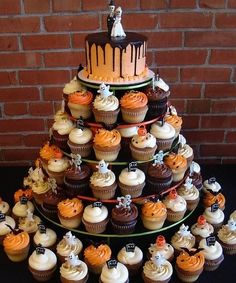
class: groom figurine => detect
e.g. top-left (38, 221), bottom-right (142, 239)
top-left (107, 0), bottom-right (116, 37)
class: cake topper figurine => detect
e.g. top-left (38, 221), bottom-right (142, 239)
top-left (116, 195), bottom-right (132, 209)
top-left (184, 177), bottom-right (193, 190)
top-left (178, 224), bottom-right (191, 237)
top-left (26, 209), bottom-right (34, 222)
top-left (227, 218), bottom-right (236, 232)
top-left (66, 252), bottom-right (82, 267)
top-left (64, 231), bottom-right (77, 246)
top-left (96, 160), bottom-right (110, 174)
top-left (153, 150), bottom-right (164, 165)
top-left (48, 177), bottom-right (57, 193)
top-left (151, 252), bottom-right (166, 267)
top-left (70, 153), bottom-right (82, 170)
top-left (97, 82), bottom-right (113, 97)
top-left (111, 7), bottom-right (126, 38)
top-left (178, 134), bottom-right (186, 148)
top-left (189, 161), bottom-right (200, 176)
top-left (154, 74), bottom-right (169, 92)
top-left (107, 0), bottom-right (116, 37)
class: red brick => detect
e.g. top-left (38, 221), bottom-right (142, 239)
top-left (181, 68), bottom-right (231, 82)
top-left (24, 0), bottom-right (50, 13)
top-left (0, 53), bottom-right (41, 68)
top-left (228, 0), bottom-right (236, 8)
top-left (226, 131), bottom-right (236, 142)
top-left (0, 88), bottom-right (39, 102)
top-left (0, 119), bottom-right (45, 132)
top-left (185, 31), bottom-right (236, 47)
top-left (155, 50), bottom-right (207, 66)
top-left (0, 161), bottom-right (32, 166)
top-left (216, 13), bottom-right (236, 28)
top-left (205, 84), bottom-right (236, 98)
top-left (82, 0), bottom-right (107, 10)
top-left (44, 52), bottom-right (85, 67)
top-left (159, 12), bottom-right (212, 28)
top-left (187, 99), bottom-right (211, 114)
top-left (146, 51), bottom-right (153, 66)
top-left (53, 0), bottom-right (81, 12)
top-left (210, 50), bottom-right (236, 64)
top-left (200, 144), bottom-right (236, 157)
top-left (2, 149), bottom-right (39, 161)
top-left (168, 99), bottom-right (186, 114)
top-left (19, 70), bottom-right (70, 85)
top-left (140, 0), bottom-right (168, 9)
top-left (43, 87), bottom-right (63, 101)
top-left (0, 36), bottom-right (18, 51)
top-left (183, 130), bottom-right (224, 143)
top-left (199, 0), bottom-right (225, 8)
top-left (22, 35), bottom-right (70, 50)
top-left (0, 135), bottom-right (23, 146)
top-left (23, 134), bottom-right (49, 147)
top-left (197, 158), bottom-right (222, 164)
top-left (154, 68), bottom-right (179, 83)
top-left (212, 100), bottom-right (236, 113)
top-left (44, 15), bottom-right (99, 32)
top-left (0, 17), bottom-right (40, 33)
top-left (72, 33), bottom-right (87, 48)
top-left (0, 0), bottom-right (20, 14)
top-left (170, 0), bottom-right (196, 8)
top-left (201, 116), bottom-right (236, 128)
top-left (145, 32), bottom-right (182, 48)
top-left (4, 103), bottom-right (28, 116)
top-left (171, 84), bottom-right (201, 98)
top-left (181, 115), bottom-right (200, 129)
top-left (0, 72), bottom-right (18, 86)
top-left (29, 102), bottom-right (54, 116)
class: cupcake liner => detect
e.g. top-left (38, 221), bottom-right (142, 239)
top-left (4, 243), bottom-right (30, 262)
top-left (93, 144), bottom-right (121, 162)
top-left (171, 166), bottom-right (187, 183)
top-left (32, 191), bottom-right (45, 205)
top-left (124, 260), bottom-right (143, 276)
top-left (211, 221), bottom-right (224, 233)
top-left (218, 240), bottom-right (236, 255)
top-left (130, 143), bottom-right (157, 161)
top-left (204, 253), bottom-right (224, 271)
top-left (82, 217), bottom-right (109, 234)
top-left (118, 181), bottom-right (145, 198)
top-left (68, 102), bottom-right (92, 119)
top-left (186, 198), bottom-right (199, 211)
top-left (46, 169), bottom-right (66, 185)
top-left (92, 107), bottom-right (120, 125)
top-left (147, 99), bottom-right (168, 118)
top-left (121, 105), bottom-right (148, 123)
top-left (64, 177), bottom-right (89, 198)
top-left (89, 182), bottom-right (117, 200)
top-left (166, 208), bottom-right (186, 222)
top-left (29, 265), bottom-right (57, 282)
top-left (142, 271), bottom-right (171, 283)
top-left (40, 203), bottom-right (58, 220)
top-left (156, 137), bottom-right (175, 152)
top-left (58, 212), bottom-right (82, 229)
top-left (61, 273), bottom-right (89, 283)
top-left (175, 265), bottom-right (203, 283)
top-left (110, 219), bottom-right (137, 234)
top-left (141, 214), bottom-right (167, 230)
top-left (67, 140), bottom-right (93, 158)
top-left (146, 177), bottom-right (173, 194)
top-left (52, 131), bottom-right (69, 150)
top-left (84, 258), bottom-right (105, 274)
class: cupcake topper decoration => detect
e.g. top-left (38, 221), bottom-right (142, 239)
top-left (167, 105), bottom-right (178, 116)
top-left (178, 224), bottom-right (191, 237)
top-left (197, 215), bottom-right (206, 226)
top-left (206, 234), bottom-right (216, 246)
top-left (26, 209), bottom-right (34, 222)
top-left (178, 134), bottom-right (186, 148)
top-left (153, 150), bottom-right (164, 165)
top-left (138, 125), bottom-right (147, 136)
top-left (211, 201), bottom-right (219, 212)
top-left (0, 212), bottom-right (6, 223)
top-left (227, 218), bottom-right (236, 232)
top-left (70, 153), bottom-right (82, 170)
top-left (128, 161), bottom-right (137, 172)
top-left (76, 117), bottom-right (84, 130)
top-left (64, 231), bottom-right (77, 246)
top-left (151, 252), bottom-right (166, 267)
top-left (66, 252), bottom-right (82, 267)
top-left (125, 243), bottom-right (136, 252)
top-left (116, 195), bottom-right (132, 210)
top-left (154, 75), bottom-right (169, 92)
top-left (181, 247), bottom-right (204, 256)
top-left (184, 177), bottom-right (193, 190)
top-left (48, 178), bottom-right (57, 194)
top-left (169, 189), bottom-right (177, 200)
top-left (156, 235), bottom-right (166, 247)
top-left (92, 201), bottom-right (103, 208)
top-left (97, 82), bottom-right (113, 97)
top-left (208, 177), bottom-right (216, 184)
top-left (20, 195), bottom-right (28, 205)
top-left (38, 223), bottom-right (47, 234)
top-left (111, 6), bottom-right (126, 38)
top-left (96, 160), bottom-right (110, 174)
top-left (107, 259), bottom-right (118, 269)
top-left (36, 244), bottom-right (45, 255)
top-left (189, 161), bottom-right (200, 175)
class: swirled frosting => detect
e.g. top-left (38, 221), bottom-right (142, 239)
top-left (0, 216), bottom-right (16, 236)
top-left (47, 158), bottom-right (70, 173)
top-left (117, 246), bottom-right (143, 265)
top-left (176, 250), bottom-right (204, 272)
top-left (82, 204), bottom-right (108, 223)
top-left (32, 180), bottom-right (51, 195)
top-left (131, 132), bottom-right (156, 149)
top-left (171, 229), bottom-right (195, 250)
top-left (178, 144), bottom-right (193, 159)
top-left (143, 259), bottom-right (173, 281)
top-left (148, 243), bottom-right (174, 260)
top-left (57, 235), bottom-right (83, 257)
top-left (150, 121), bottom-right (175, 139)
top-left (14, 189), bottom-right (33, 203)
top-left (39, 143), bottom-right (62, 162)
top-left (164, 153), bottom-right (187, 170)
top-left (33, 228), bottom-right (57, 247)
top-left (112, 203), bottom-right (138, 224)
top-left (93, 129), bottom-right (121, 147)
top-left (63, 77), bottom-right (82, 95)
top-left (53, 118), bottom-right (74, 135)
top-left (0, 200), bottom-right (9, 214)
top-left (12, 201), bottom-right (34, 218)
top-left (178, 184), bottom-right (199, 201)
top-left (119, 168), bottom-right (145, 186)
top-left (147, 163), bottom-right (172, 181)
top-left (57, 198), bottom-right (84, 218)
top-left (18, 215), bottom-right (41, 234)
top-left (68, 127), bottom-right (93, 144)
top-left (165, 114), bottom-right (182, 128)
top-left (90, 171), bottom-right (116, 187)
top-left (120, 91), bottom-right (148, 109)
top-left (199, 239), bottom-right (223, 260)
top-left (68, 90), bottom-right (93, 105)
top-left (230, 210), bottom-right (236, 221)
top-left (203, 207), bottom-right (225, 225)
top-left (65, 165), bottom-right (91, 182)
top-left (203, 192), bottom-right (225, 209)
top-left (191, 222), bottom-right (214, 238)
top-left (217, 224), bottom-right (236, 244)
top-left (203, 179), bottom-right (221, 193)
top-left (84, 244), bottom-right (111, 265)
top-left (60, 260), bottom-right (88, 281)
top-left (93, 95), bottom-right (119, 111)
top-left (142, 201), bottom-right (167, 218)
top-left (3, 231), bottom-right (30, 251)
top-left (163, 195), bottom-right (187, 212)
top-left (118, 126), bottom-right (138, 138)
top-left (100, 262), bottom-right (128, 283)
top-left (29, 248), bottom-right (57, 271)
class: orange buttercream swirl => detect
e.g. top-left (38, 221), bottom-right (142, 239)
top-left (142, 201), bottom-right (167, 217)
top-left (93, 129), bottom-right (121, 147)
top-left (165, 115), bottom-right (182, 128)
top-left (58, 198), bottom-right (83, 218)
top-left (176, 250), bottom-right (205, 272)
top-left (40, 143), bottom-right (62, 161)
top-left (68, 90), bottom-right (93, 105)
top-left (14, 188), bottom-right (32, 203)
top-left (165, 153), bottom-right (187, 170)
top-left (3, 231), bottom-right (30, 251)
top-left (120, 91), bottom-right (148, 109)
top-left (203, 192), bottom-right (225, 209)
top-left (84, 244), bottom-right (111, 265)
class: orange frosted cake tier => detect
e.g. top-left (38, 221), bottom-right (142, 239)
top-left (83, 32), bottom-right (149, 83)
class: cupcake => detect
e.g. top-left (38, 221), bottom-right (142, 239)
top-left (118, 126), bottom-right (138, 154)
top-left (23, 166), bottom-right (45, 188)
top-left (111, 195), bottom-right (138, 234)
top-left (63, 76), bottom-right (82, 98)
top-left (92, 82), bottom-right (120, 125)
top-left (141, 200), bottom-right (167, 230)
top-left (177, 135), bottom-right (194, 168)
top-left (203, 204), bottom-right (225, 232)
top-left (67, 125), bottom-right (93, 157)
top-left (120, 90), bottom-right (148, 123)
top-left (3, 230), bottom-right (30, 262)
top-left (57, 198), bottom-right (84, 229)
top-left (202, 177), bottom-right (221, 194)
top-left (57, 231), bottom-right (83, 263)
top-left (129, 126), bottom-right (157, 161)
top-left (18, 210), bottom-right (41, 238)
top-left (162, 189), bottom-right (187, 222)
top-left (68, 89), bottom-right (93, 119)
top-left (146, 151), bottom-right (173, 194)
top-left (31, 178), bottom-right (54, 205)
top-left (217, 217), bottom-right (236, 255)
top-left (199, 236), bottom-right (224, 271)
top-left (82, 202), bottom-right (109, 234)
top-left (203, 190), bottom-right (225, 211)
top-left (117, 243), bottom-right (143, 276)
top-left (12, 196), bottom-right (34, 221)
top-left (100, 260), bottom-right (129, 283)
top-left (46, 156), bottom-right (70, 185)
top-left (145, 75), bottom-right (170, 118)
top-left (147, 235), bottom-right (174, 262)
top-left (118, 165), bottom-right (145, 198)
top-left (189, 161), bottom-right (203, 191)
top-left (33, 224), bottom-right (57, 251)
top-left (177, 177), bottom-right (200, 211)
top-left (0, 213), bottom-right (16, 245)
top-left (28, 246), bottom-right (57, 281)
top-left (142, 252), bottom-right (173, 283)
top-left (191, 215), bottom-right (214, 244)
top-left (0, 197), bottom-right (10, 216)
top-left (14, 188), bottom-right (33, 203)
top-left (60, 252), bottom-right (89, 283)
top-left (93, 129), bottom-right (121, 162)
top-left (64, 154), bottom-right (91, 198)
top-left (164, 113), bottom-right (182, 138)
top-left (164, 153), bottom-right (187, 182)
top-left (39, 142), bottom-right (62, 171)
top-left (230, 210), bottom-right (236, 220)
top-left (89, 160), bottom-right (117, 200)
top-left (150, 120), bottom-right (175, 151)
top-left (171, 224), bottom-right (196, 255)
top-left (175, 248), bottom-right (204, 282)
top-left (83, 243), bottom-right (111, 274)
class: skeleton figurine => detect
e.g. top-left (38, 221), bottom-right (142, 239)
top-left (107, 0), bottom-right (116, 37)
top-left (64, 231), bottom-right (77, 246)
top-left (111, 7), bottom-right (126, 38)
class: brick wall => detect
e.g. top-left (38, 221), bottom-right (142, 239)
top-left (0, 0), bottom-right (236, 165)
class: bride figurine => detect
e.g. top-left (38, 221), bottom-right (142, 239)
top-left (111, 7), bottom-right (126, 38)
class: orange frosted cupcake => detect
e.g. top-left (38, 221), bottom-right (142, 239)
top-left (203, 191), bottom-right (225, 210)
top-left (93, 129), bottom-right (121, 161)
top-left (68, 89), bottom-right (93, 119)
top-left (175, 248), bottom-right (205, 282)
top-left (39, 142), bottom-right (62, 171)
top-left (165, 113), bottom-right (182, 138)
top-left (120, 90), bottom-right (148, 123)
top-left (164, 153), bottom-right (187, 182)
top-left (83, 243), bottom-right (111, 274)
top-left (141, 200), bottom-right (167, 230)
top-left (14, 188), bottom-right (33, 203)
top-left (3, 230), bottom-right (30, 262)
top-left (57, 198), bottom-right (84, 229)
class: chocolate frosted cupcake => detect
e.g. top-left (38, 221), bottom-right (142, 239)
top-left (111, 195), bottom-right (138, 234)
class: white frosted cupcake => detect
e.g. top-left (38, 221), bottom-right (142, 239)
top-left (33, 226), bottom-right (57, 250)
top-left (178, 143), bottom-right (194, 168)
top-left (191, 215), bottom-right (214, 243)
top-left (202, 177), bottom-right (221, 194)
top-left (230, 210), bottom-right (236, 220)
top-left (46, 157), bottom-right (70, 185)
top-left (23, 166), bottom-right (45, 188)
top-left (119, 126), bottom-right (138, 153)
top-left (31, 179), bottom-right (52, 205)
top-left (0, 214), bottom-right (16, 244)
top-left (217, 218), bottom-right (236, 255)
top-left (18, 210), bottom-right (41, 238)
top-left (147, 235), bottom-right (174, 262)
top-left (203, 206), bottom-right (225, 231)
top-left (12, 198), bottom-right (34, 220)
top-left (0, 198), bottom-right (10, 216)
top-left (99, 260), bottom-right (129, 283)
top-left (63, 76), bottom-right (81, 96)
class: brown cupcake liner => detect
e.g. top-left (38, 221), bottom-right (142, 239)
top-left (110, 219), bottom-right (137, 234)
top-left (146, 177), bottom-right (173, 194)
top-left (29, 265), bottom-right (57, 282)
top-left (52, 132), bottom-right (69, 150)
top-left (121, 105), bottom-right (148, 123)
top-left (89, 182), bottom-right (117, 200)
top-left (32, 191), bottom-right (45, 205)
top-left (64, 178), bottom-right (89, 197)
top-left (118, 181), bottom-right (145, 198)
top-left (156, 137), bottom-right (175, 152)
top-left (84, 258), bottom-right (106, 274)
top-left (217, 239), bottom-right (236, 255)
top-left (175, 264), bottom-right (203, 282)
top-left (166, 208), bottom-right (186, 222)
top-left (186, 198), bottom-right (199, 211)
top-left (68, 102), bottom-right (92, 120)
top-left (204, 253), bottom-right (224, 271)
top-left (93, 144), bottom-right (121, 162)
top-left (124, 260), bottom-right (143, 276)
top-left (211, 221), bottom-right (224, 233)
top-left (40, 204), bottom-right (58, 220)
top-left (61, 272), bottom-right (89, 283)
top-left (92, 107), bottom-right (120, 125)
top-left (67, 140), bottom-right (93, 158)
top-left (130, 144), bottom-right (157, 161)
top-left (142, 271), bottom-right (171, 283)
top-left (46, 169), bottom-right (65, 185)
top-left (82, 217), bottom-right (109, 234)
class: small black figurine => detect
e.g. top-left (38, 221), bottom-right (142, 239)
top-left (107, 0), bottom-right (116, 37)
